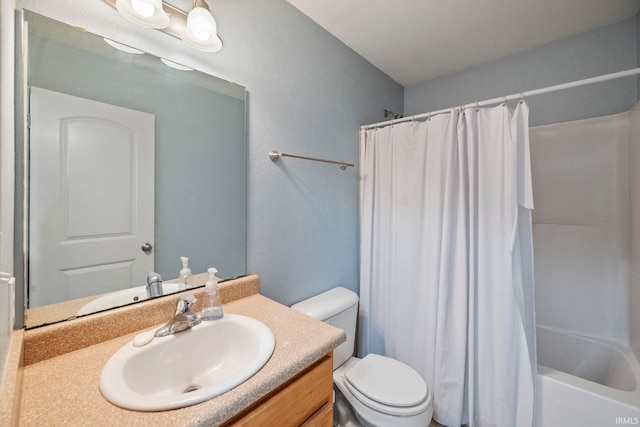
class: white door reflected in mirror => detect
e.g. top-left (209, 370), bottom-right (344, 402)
top-left (29, 87), bottom-right (155, 307)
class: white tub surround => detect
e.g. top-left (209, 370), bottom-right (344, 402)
top-left (531, 107), bottom-right (640, 426)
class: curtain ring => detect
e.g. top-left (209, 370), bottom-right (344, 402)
top-left (519, 93), bottom-right (525, 104)
top-left (501, 96), bottom-right (507, 106)
top-left (475, 101), bottom-right (480, 112)
top-left (427, 112), bottom-right (431, 121)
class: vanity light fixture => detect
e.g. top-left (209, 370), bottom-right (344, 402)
top-left (104, 0), bottom-right (223, 52)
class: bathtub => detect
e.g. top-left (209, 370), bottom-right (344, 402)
top-left (535, 326), bottom-right (640, 426)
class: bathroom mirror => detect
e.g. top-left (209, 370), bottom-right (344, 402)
top-left (17, 11), bottom-right (247, 328)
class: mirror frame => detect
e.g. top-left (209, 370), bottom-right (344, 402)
top-left (15, 9), bottom-right (27, 328)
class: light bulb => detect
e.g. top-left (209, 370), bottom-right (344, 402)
top-left (193, 29), bottom-right (210, 41)
top-left (115, 0), bottom-right (169, 29)
top-left (131, 0), bottom-right (154, 17)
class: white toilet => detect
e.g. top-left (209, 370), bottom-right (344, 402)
top-left (291, 287), bottom-right (433, 427)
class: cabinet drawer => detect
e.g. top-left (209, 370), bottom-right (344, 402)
top-left (225, 353), bottom-right (333, 427)
top-left (301, 402), bottom-right (333, 426)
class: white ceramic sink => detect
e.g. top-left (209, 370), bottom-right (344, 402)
top-left (99, 313), bottom-right (275, 411)
top-left (76, 283), bottom-right (181, 316)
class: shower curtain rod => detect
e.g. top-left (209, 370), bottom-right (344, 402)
top-left (361, 67), bottom-right (640, 130)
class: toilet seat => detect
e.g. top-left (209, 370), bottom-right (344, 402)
top-left (343, 354), bottom-right (430, 416)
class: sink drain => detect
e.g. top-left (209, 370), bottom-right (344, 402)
top-left (183, 385), bottom-right (201, 393)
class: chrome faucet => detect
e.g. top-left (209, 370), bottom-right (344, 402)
top-left (146, 272), bottom-right (163, 298)
top-left (154, 293), bottom-right (201, 337)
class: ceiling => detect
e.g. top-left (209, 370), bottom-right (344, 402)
top-left (286, 0), bottom-right (640, 86)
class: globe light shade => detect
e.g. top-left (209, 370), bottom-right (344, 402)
top-left (181, 6), bottom-right (223, 52)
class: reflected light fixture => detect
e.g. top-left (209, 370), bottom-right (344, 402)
top-left (104, 0), bottom-right (223, 52)
top-left (103, 38), bottom-right (146, 54)
top-left (181, 0), bottom-right (222, 52)
top-left (160, 58), bottom-right (194, 71)
top-left (115, 0), bottom-right (170, 28)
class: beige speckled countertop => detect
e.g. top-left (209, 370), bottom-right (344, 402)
top-left (1, 275), bottom-right (345, 426)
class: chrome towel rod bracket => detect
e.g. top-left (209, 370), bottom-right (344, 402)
top-left (269, 150), bottom-right (354, 170)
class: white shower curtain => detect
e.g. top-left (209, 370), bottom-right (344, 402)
top-left (359, 103), bottom-right (536, 427)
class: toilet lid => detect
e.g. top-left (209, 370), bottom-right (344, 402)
top-left (344, 354), bottom-right (428, 408)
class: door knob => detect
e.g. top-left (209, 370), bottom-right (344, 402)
top-left (141, 243), bottom-right (153, 253)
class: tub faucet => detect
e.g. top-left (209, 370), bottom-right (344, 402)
top-left (146, 272), bottom-right (163, 298)
top-left (154, 293), bottom-right (201, 338)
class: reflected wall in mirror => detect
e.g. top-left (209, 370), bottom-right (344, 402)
top-left (19, 11), bottom-right (247, 328)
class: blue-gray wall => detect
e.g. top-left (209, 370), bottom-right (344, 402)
top-left (214, 2), bottom-right (402, 305)
top-left (16, 0), bottom-right (403, 307)
top-left (405, 17), bottom-right (638, 126)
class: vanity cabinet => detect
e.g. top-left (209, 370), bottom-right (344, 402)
top-left (224, 353), bottom-right (334, 426)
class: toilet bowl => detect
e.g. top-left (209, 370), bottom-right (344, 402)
top-left (334, 356), bottom-right (433, 427)
top-left (291, 287), bottom-right (433, 427)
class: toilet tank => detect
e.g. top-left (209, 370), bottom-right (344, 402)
top-left (291, 287), bottom-right (359, 369)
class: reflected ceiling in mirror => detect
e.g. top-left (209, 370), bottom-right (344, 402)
top-left (20, 11), bottom-right (247, 328)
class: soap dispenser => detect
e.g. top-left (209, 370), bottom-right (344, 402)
top-left (201, 267), bottom-right (223, 320)
top-left (178, 256), bottom-right (194, 290)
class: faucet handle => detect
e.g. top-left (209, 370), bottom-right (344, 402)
top-left (175, 293), bottom-right (197, 315)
